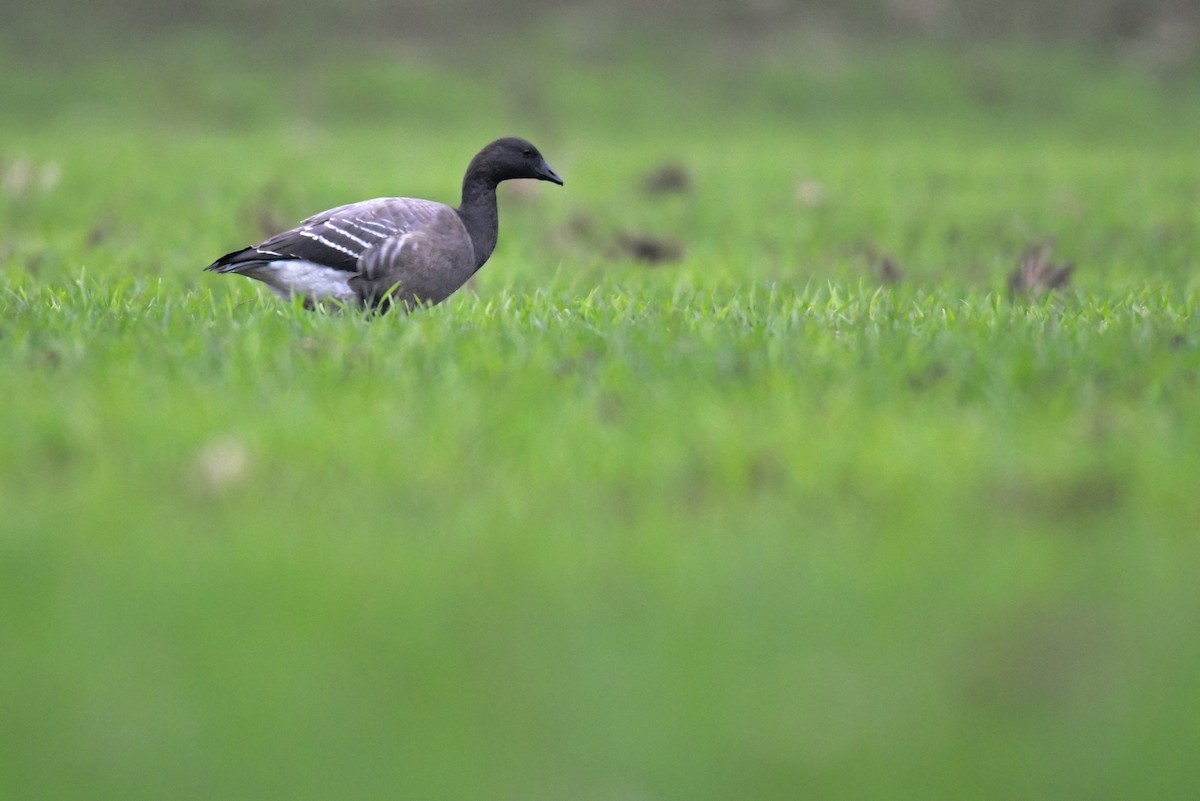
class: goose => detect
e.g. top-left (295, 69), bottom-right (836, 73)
top-left (205, 137), bottom-right (563, 312)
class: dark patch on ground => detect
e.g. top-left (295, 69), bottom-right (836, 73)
top-left (33, 346), bottom-right (62, 370)
top-left (747, 451), bottom-right (788, 491)
top-left (991, 469), bottom-right (1125, 520)
top-left (550, 211), bottom-right (602, 254)
top-left (641, 164), bottom-right (692, 195)
top-left (87, 215), bottom-right (117, 248)
top-left (962, 603), bottom-right (1114, 712)
top-left (595, 391), bottom-right (625, 424)
top-left (907, 361), bottom-right (947, 391)
top-left (877, 254), bottom-right (904, 285)
top-left (612, 231), bottom-right (684, 264)
top-left (563, 212), bottom-right (598, 241)
top-left (24, 252), bottom-right (45, 275)
top-left (1008, 240), bottom-right (1075, 297)
top-left (847, 240), bottom-right (903, 285)
top-left (554, 348), bottom-right (599, 379)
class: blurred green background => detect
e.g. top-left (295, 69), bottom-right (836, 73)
top-left (6, 0), bottom-right (1199, 46)
top-left (3, 2), bottom-right (1200, 800)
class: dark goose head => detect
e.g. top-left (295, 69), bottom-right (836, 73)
top-left (464, 137), bottom-right (564, 187)
top-left (456, 137), bottom-right (562, 270)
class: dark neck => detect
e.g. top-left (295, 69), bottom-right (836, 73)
top-left (457, 175), bottom-right (500, 271)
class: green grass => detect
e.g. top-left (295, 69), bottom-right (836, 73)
top-left (2, 33), bottom-right (1200, 800)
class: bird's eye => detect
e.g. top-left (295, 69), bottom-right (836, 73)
top-left (523, 149), bottom-right (534, 157)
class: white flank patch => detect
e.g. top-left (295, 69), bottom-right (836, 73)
top-left (258, 260), bottom-right (358, 305)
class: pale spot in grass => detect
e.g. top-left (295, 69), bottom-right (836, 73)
top-left (38, 162), bottom-right (62, 192)
top-left (1, 159), bottom-right (33, 196)
top-left (195, 436), bottom-right (250, 493)
top-left (1, 158), bottom-right (61, 196)
top-left (794, 179), bottom-right (826, 208)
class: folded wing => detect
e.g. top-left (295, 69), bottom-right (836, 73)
top-left (206, 197), bottom-right (452, 274)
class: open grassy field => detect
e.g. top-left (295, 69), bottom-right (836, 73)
top-left (3, 28), bottom-right (1200, 800)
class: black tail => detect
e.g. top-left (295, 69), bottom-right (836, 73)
top-left (205, 246), bottom-right (259, 273)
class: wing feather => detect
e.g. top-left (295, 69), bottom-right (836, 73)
top-left (206, 197), bottom-right (450, 274)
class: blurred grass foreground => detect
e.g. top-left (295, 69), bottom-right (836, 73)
top-left (2, 1), bottom-right (1200, 800)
